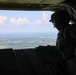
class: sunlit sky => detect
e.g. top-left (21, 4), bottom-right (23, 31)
top-left (0, 10), bottom-right (58, 33)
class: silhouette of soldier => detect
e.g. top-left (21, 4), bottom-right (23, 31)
top-left (49, 10), bottom-right (76, 61)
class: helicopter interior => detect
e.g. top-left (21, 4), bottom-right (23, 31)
top-left (0, 0), bottom-right (76, 75)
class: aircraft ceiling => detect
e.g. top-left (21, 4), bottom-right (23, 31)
top-left (0, 0), bottom-right (75, 14)
top-left (0, 0), bottom-right (68, 11)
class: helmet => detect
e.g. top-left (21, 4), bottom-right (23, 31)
top-left (49, 10), bottom-right (70, 26)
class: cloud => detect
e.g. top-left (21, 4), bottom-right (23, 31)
top-left (42, 12), bottom-right (49, 20)
top-left (42, 12), bottom-right (51, 23)
top-left (0, 15), bottom-right (7, 25)
top-left (33, 12), bottom-right (50, 25)
top-left (10, 17), bottom-right (31, 25)
top-left (34, 19), bottom-right (41, 25)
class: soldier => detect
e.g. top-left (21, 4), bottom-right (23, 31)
top-left (49, 10), bottom-right (76, 61)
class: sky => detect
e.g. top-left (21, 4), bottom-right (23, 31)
top-left (0, 10), bottom-right (58, 33)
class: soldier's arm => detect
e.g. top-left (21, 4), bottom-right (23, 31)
top-left (63, 25), bottom-right (76, 40)
top-left (70, 28), bottom-right (76, 39)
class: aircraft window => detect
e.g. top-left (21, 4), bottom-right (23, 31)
top-left (0, 10), bottom-right (57, 49)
